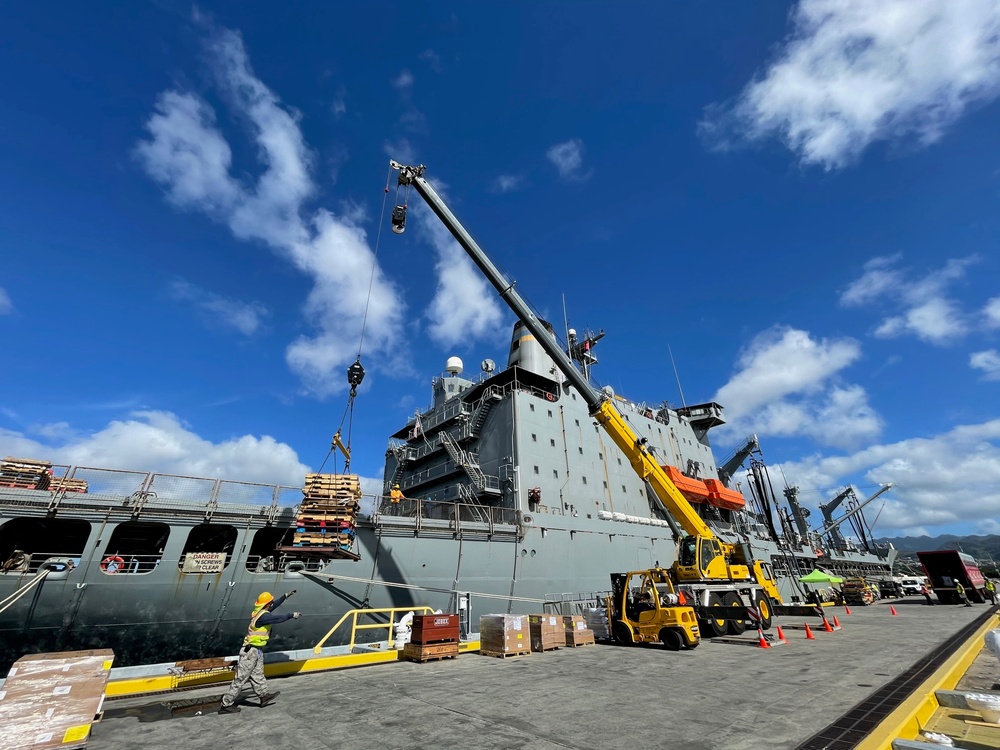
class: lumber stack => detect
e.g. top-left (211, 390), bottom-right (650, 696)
top-left (403, 614), bottom-right (460, 663)
top-left (292, 473), bottom-right (361, 552)
top-left (479, 614), bottom-right (531, 658)
top-left (528, 614), bottom-right (563, 652)
top-left (0, 457), bottom-right (55, 491)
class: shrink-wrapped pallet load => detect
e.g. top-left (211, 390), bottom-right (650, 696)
top-left (528, 614), bottom-right (563, 652)
top-left (585, 607), bottom-right (610, 641)
top-left (479, 614), bottom-right (531, 657)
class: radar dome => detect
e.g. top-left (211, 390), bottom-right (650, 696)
top-left (445, 356), bottom-right (464, 375)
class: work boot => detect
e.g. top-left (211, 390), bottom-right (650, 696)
top-left (219, 703), bottom-right (241, 714)
top-left (259, 691), bottom-right (280, 707)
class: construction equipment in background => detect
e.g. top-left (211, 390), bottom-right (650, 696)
top-left (841, 577), bottom-right (878, 606)
top-left (917, 549), bottom-right (987, 604)
top-left (390, 161), bottom-right (783, 639)
top-left (605, 568), bottom-right (701, 650)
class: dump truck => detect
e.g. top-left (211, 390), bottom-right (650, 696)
top-left (917, 550), bottom-right (986, 604)
top-left (606, 568), bottom-right (701, 650)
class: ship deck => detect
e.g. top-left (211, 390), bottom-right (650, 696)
top-left (85, 598), bottom-right (998, 750)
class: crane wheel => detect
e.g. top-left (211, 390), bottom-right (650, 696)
top-left (612, 623), bottom-right (633, 645)
top-left (660, 628), bottom-right (683, 651)
top-left (723, 592), bottom-right (746, 635)
top-left (757, 596), bottom-right (774, 630)
top-left (700, 593), bottom-right (728, 638)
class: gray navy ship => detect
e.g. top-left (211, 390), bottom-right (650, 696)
top-left (0, 320), bottom-right (896, 671)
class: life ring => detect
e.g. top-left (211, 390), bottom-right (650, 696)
top-left (545, 393), bottom-right (555, 402)
top-left (101, 555), bottom-right (125, 574)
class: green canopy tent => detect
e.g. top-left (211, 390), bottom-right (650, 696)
top-left (798, 570), bottom-right (843, 584)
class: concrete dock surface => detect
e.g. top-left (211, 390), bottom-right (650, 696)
top-left (91, 599), bottom-right (998, 750)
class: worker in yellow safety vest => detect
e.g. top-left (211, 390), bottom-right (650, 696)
top-left (219, 590), bottom-right (300, 714)
top-left (986, 579), bottom-right (997, 605)
top-left (388, 483), bottom-right (405, 516)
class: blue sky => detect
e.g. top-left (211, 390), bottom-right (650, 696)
top-left (2, 1), bottom-right (1000, 539)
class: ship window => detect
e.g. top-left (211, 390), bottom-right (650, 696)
top-left (622, 485), bottom-right (627, 493)
top-left (532, 434), bottom-right (537, 442)
top-left (547, 410), bottom-right (552, 417)
top-left (572, 394), bottom-right (577, 400)
top-left (533, 466), bottom-right (539, 474)
top-left (179, 524), bottom-right (237, 572)
top-left (617, 458), bottom-right (622, 465)
top-left (598, 452), bottom-right (603, 460)
top-left (530, 404), bottom-right (535, 412)
top-left (549, 439), bottom-right (555, 447)
top-left (552, 470), bottom-right (558, 478)
top-left (0, 517), bottom-right (91, 572)
top-left (246, 527), bottom-right (290, 572)
top-left (603, 481), bottom-right (608, 489)
top-left (575, 419), bottom-right (580, 426)
top-left (101, 521), bottom-right (170, 575)
top-left (582, 477), bottom-right (588, 485)
top-left (578, 447), bottom-right (583, 455)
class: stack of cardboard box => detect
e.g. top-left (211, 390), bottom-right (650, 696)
top-left (563, 615), bottom-right (596, 647)
top-left (528, 614), bottom-right (563, 652)
top-left (479, 614), bottom-right (531, 658)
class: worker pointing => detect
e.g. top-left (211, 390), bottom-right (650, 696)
top-left (220, 590), bottom-right (300, 714)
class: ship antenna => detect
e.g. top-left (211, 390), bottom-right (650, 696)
top-left (669, 345), bottom-right (687, 408)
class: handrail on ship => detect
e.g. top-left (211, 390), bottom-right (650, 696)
top-left (312, 605), bottom-right (437, 654)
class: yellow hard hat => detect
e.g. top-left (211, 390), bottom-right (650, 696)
top-left (393, 483), bottom-right (400, 489)
top-left (255, 592), bottom-right (274, 607)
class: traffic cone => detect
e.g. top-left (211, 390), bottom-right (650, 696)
top-left (776, 625), bottom-right (788, 643)
top-left (822, 617), bottom-right (834, 633)
top-left (804, 623), bottom-right (816, 640)
top-left (890, 605), bottom-right (898, 616)
top-left (844, 605), bottom-right (852, 615)
top-left (757, 628), bottom-right (770, 649)
top-left (833, 615), bottom-right (842, 628)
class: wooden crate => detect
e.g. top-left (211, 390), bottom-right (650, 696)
top-left (411, 614), bottom-right (459, 645)
top-left (402, 642), bottom-right (459, 663)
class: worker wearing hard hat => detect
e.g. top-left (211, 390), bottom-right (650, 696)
top-left (388, 483), bottom-right (406, 516)
top-left (219, 590), bottom-right (300, 714)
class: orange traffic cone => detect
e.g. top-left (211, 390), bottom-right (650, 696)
top-left (890, 605), bottom-right (898, 616)
top-left (844, 605), bottom-right (852, 615)
top-left (804, 623), bottom-right (816, 640)
top-left (757, 628), bottom-right (770, 649)
top-left (822, 617), bottom-right (834, 633)
top-left (833, 615), bottom-right (842, 628)
top-left (776, 625), bottom-right (788, 643)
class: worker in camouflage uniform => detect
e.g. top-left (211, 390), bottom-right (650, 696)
top-left (219, 590), bottom-right (300, 714)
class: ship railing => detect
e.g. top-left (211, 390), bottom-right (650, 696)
top-left (543, 591), bottom-right (612, 616)
top-left (375, 497), bottom-right (517, 533)
top-left (312, 605), bottom-right (440, 652)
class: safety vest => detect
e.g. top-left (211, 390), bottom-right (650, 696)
top-left (243, 604), bottom-right (271, 648)
top-left (987, 581), bottom-right (996, 593)
top-left (390, 489), bottom-right (403, 504)
top-left (956, 583), bottom-right (965, 595)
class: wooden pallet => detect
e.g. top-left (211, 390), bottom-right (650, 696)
top-left (480, 649), bottom-right (531, 659)
top-left (565, 640), bottom-right (596, 648)
top-left (402, 642), bottom-right (459, 663)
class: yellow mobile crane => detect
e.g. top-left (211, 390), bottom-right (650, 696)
top-left (389, 162), bottom-right (782, 636)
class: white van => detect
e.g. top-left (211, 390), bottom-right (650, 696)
top-left (900, 577), bottom-right (925, 595)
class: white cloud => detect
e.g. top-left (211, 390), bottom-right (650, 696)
top-left (0, 287), bottom-right (12, 315)
top-left (714, 327), bottom-right (878, 448)
top-left (135, 26), bottom-right (406, 396)
top-left (490, 174), bottom-right (524, 194)
top-left (418, 50), bottom-right (443, 73)
top-left (546, 139), bottom-right (589, 180)
top-left (331, 87), bottom-right (346, 119)
top-left (701, 0), bottom-right (1000, 169)
top-left (971, 349), bottom-right (1000, 380)
top-left (383, 138), bottom-right (416, 165)
top-left (0, 411), bottom-right (311, 486)
top-left (775, 418), bottom-right (1000, 536)
top-left (841, 255), bottom-right (975, 344)
top-left (984, 296), bottom-right (1000, 328)
top-left (393, 70), bottom-right (414, 90)
top-left (414, 195), bottom-right (506, 348)
top-left (167, 279), bottom-right (268, 335)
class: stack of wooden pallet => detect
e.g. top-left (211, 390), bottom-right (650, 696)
top-left (0, 457), bottom-right (52, 490)
top-left (479, 614), bottom-right (531, 658)
top-left (402, 614), bottom-right (460, 663)
top-left (47, 476), bottom-right (88, 493)
top-left (528, 614), bottom-right (563, 652)
top-left (292, 473), bottom-right (360, 552)
top-left (562, 615), bottom-right (596, 647)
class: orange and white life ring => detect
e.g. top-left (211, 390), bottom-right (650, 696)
top-left (101, 555), bottom-right (125, 573)
top-left (545, 393), bottom-right (556, 402)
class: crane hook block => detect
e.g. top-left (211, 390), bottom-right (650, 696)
top-left (391, 204), bottom-right (407, 234)
top-left (347, 359), bottom-right (366, 396)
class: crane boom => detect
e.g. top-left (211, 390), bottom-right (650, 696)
top-left (394, 161), bottom-right (716, 540)
top-left (817, 484), bottom-right (893, 538)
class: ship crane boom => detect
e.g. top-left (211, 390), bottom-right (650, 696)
top-left (390, 161), bottom-right (784, 619)
top-left (816, 484), bottom-right (893, 539)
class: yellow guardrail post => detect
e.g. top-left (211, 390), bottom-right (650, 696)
top-left (313, 606), bottom-right (435, 654)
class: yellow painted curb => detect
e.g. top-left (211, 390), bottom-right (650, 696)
top-left (854, 614), bottom-right (1000, 750)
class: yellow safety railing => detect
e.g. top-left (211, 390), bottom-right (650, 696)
top-left (313, 606), bottom-right (437, 654)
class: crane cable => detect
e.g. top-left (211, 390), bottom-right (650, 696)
top-left (317, 165), bottom-right (395, 475)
